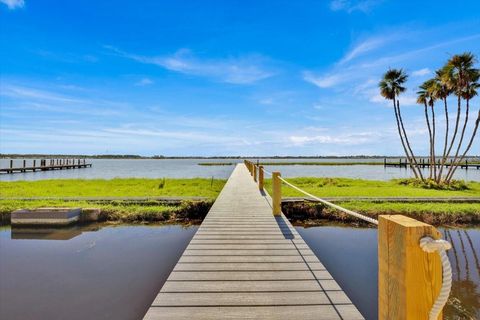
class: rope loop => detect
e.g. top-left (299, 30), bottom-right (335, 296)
top-left (419, 236), bottom-right (453, 320)
top-left (420, 236), bottom-right (452, 253)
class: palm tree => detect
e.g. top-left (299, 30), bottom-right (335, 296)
top-left (446, 82), bottom-right (480, 182)
top-left (445, 53), bottom-right (479, 181)
top-left (380, 69), bottom-right (423, 180)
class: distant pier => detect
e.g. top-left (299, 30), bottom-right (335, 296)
top-left (0, 159), bottom-right (92, 174)
top-left (384, 158), bottom-right (480, 170)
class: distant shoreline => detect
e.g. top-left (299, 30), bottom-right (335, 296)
top-left (2, 154), bottom-right (479, 160)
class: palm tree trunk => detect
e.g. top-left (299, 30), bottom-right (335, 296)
top-left (436, 97), bottom-right (450, 183)
top-left (424, 102), bottom-right (434, 179)
top-left (393, 98), bottom-right (420, 179)
top-left (446, 109), bottom-right (480, 183)
top-left (446, 97), bottom-right (470, 180)
top-left (397, 100), bottom-right (424, 180)
top-left (431, 105), bottom-right (437, 181)
top-left (444, 95), bottom-right (462, 174)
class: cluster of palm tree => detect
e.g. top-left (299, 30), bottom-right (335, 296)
top-left (379, 52), bottom-right (480, 185)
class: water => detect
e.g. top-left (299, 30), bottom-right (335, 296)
top-left (1, 223), bottom-right (477, 319)
top-left (1, 158), bottom-right (479, 181)
top-left (0, 223), bottom-right (197, 320)
top-left (296, 225), bottom-right (480, 320)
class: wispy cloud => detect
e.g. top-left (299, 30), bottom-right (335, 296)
top-left (0, 0), bottom-right (24, 9)
top-left (329, 0), bottom-right (383, 13)
top-left (303, 72), bottom-right (343, 88)
top-left (135, 78), bottom-right (154, 86)
top-left (105, 46), bottom-right (275, 84)
top-left (339, 36), bottom-right (390, 64)
top-left (0, 83), bottom-right (123, 116)
top-left (289, 131), bottom-right (379, 146)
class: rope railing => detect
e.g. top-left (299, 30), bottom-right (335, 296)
top-left (244, 160), bottom-right (452, 319)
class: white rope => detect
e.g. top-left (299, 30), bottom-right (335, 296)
top-left (250, 162), bottom-right (377, 225)
top-left (278, 176), bottom-right (379, 225)
top-left (420, 237), bottom-right (453, 320)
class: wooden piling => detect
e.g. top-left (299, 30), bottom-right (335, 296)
top-left (272, 172), bottom-right (282, 216)
top-left (258, 165), bottom-right (264, 191)
top-left (378, 215), bottom-right (443, 320)
top-left (253, 164), bottom-right (257, 182)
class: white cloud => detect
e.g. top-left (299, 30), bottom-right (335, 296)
top-left (411, 68), bottom-right (431, 77)
top-left (0, 0), bottom-right (24, 9)
top-left (106, 46), bottom-right (275, 84)
top-left (329, 0), bottom-right (382, 13)
top-left (339, 37), bottom-right (388, 64)
top-left (135, 78), bottom-right (154, 86)
top-left (289, 132), bottom-right (377, 146)
top-left (303, 71), bottom-right (344, 88)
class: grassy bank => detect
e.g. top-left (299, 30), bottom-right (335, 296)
top-left (264, 177), bottom-right (480, 198)
top-left (266, 177), bottom-right (480, 226)
top-left (0, 178), bottom-right (226, 198)
top-left (1, 177), bottom-right (480, 226)
top-left (0, 199), bottom-right (213, 224)
top-left (0, 178), bottom-right (224, 224)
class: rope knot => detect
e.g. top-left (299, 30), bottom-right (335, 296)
top-left (420, 236), bottom-right (452, 253)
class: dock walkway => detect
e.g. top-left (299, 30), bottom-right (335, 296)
top-left (144, 164), bottom-right (363, 319)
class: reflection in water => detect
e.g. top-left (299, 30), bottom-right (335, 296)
top-left (10, 225), bottom-right (94, 240)
top-left (444, 230), bottom-right (480, 319)
top-left (0, 223), bottom-right (197, 320)
top-left (297, 225), bottom-right (480, 320)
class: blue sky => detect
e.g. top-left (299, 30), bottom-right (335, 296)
top-left (1, 0), bottom-right (479, 156)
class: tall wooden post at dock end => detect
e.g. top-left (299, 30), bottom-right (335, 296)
top-left (272, 172), bottom-right (282, 216)
top-left (258, 166), bottom-right (264, 190)
top-left (378, 215), bottom-right (443, 320)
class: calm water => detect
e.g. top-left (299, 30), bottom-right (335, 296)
top-left (2, 158), bottom-right (479, 181)
top-left (1, 223), bottom-right (477, 320)
top-left (297, 225), bottom-right (480, 320)
top-left (0, 224), bottom-right (197, 320)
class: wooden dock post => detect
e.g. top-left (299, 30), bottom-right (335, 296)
top-left (10, 160), bottom-right (13, 169)
top-left (378, 215), bottom-right (443, 320)
top-left (258, 165), bottom-right (264, 190)
top-left (272, 172), bottom-right (282, 216)
top-left (253, 164), bottom-right (257, 182)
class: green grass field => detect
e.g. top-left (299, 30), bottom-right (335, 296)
top-left (264, 177), bottom-right (480, 198)
top-left (0, 178), bottom-right (226, 198)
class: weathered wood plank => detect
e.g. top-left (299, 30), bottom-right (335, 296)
top-left (144, 305), bottom-right (341, 320)
top-left (152, 291), bottom-right (330, 306)
top-left (160, 280), bottom-right (323, 292)
top-left (173, 262), bottom-right (325, 271)
top-left (168, 270), bottom-right (315, 281)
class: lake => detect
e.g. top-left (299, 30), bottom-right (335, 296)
top-left (2, 158), bottom-right (480, 181)
top-left (1, 223), bottom-right (478, 319)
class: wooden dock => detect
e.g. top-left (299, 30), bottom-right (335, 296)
top-left (143, 164), bottom-right (363, 320)
top-left (0, 159), bottom-right (92, 174)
